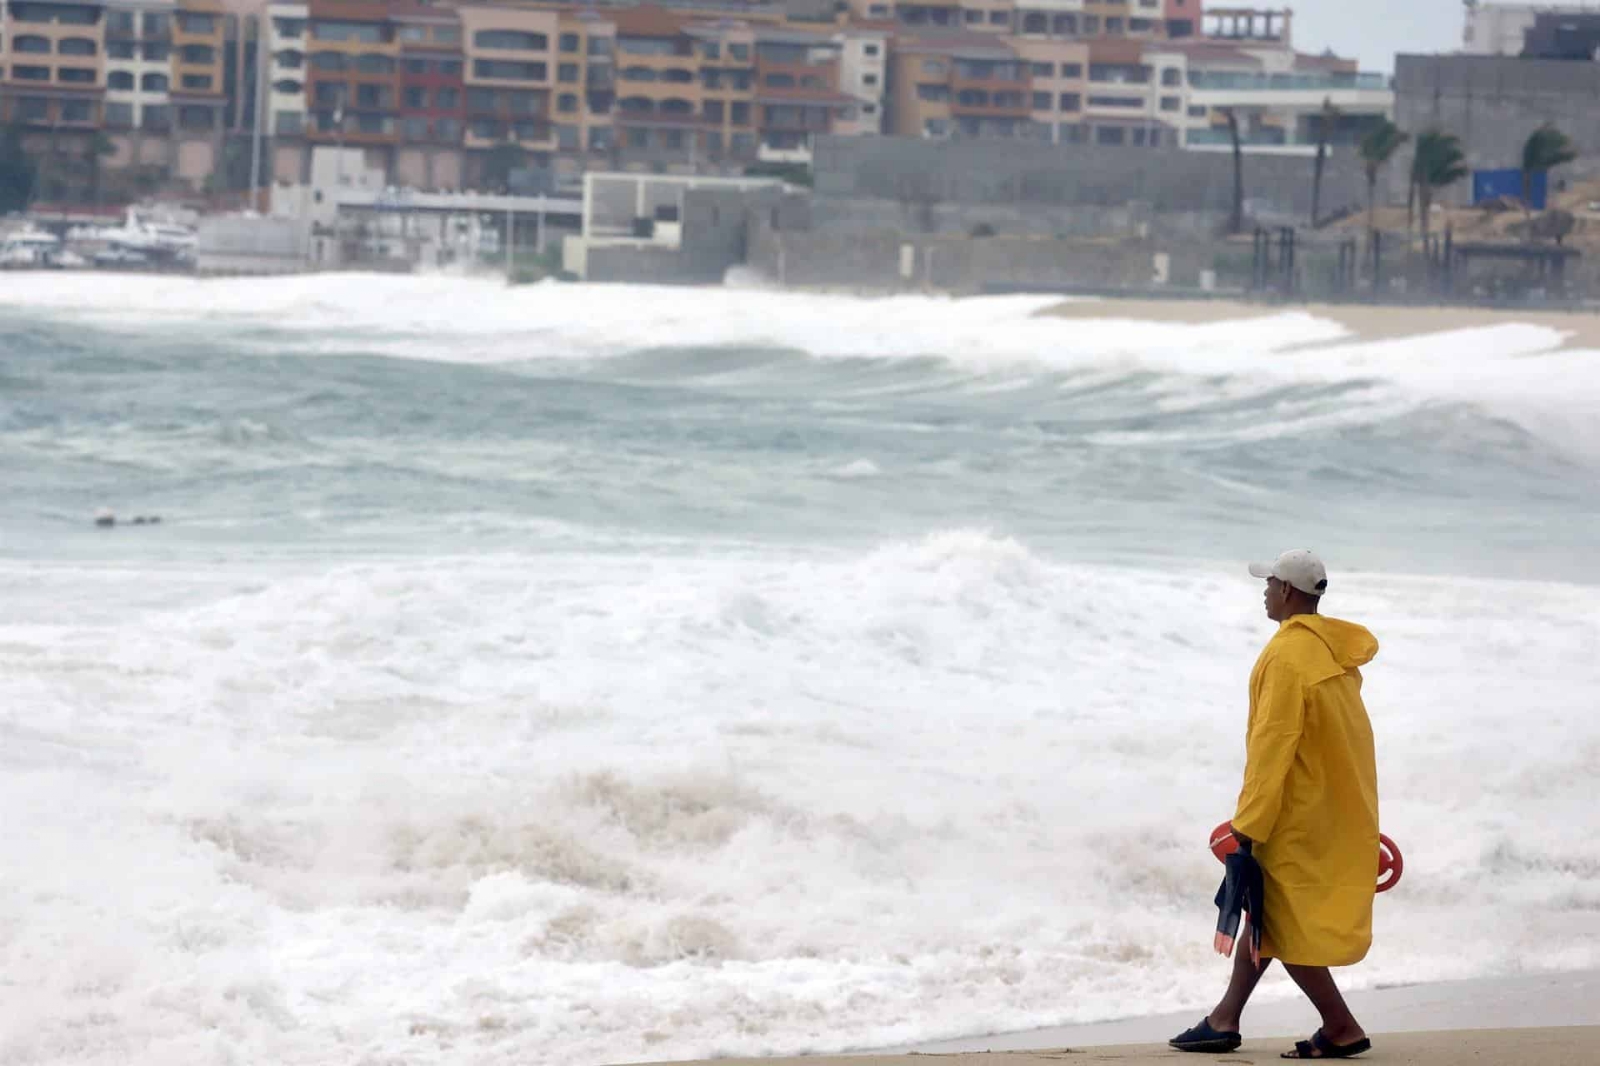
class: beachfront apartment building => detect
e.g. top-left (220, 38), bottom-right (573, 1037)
top-left (2, 0), bottom-right (1390, 197)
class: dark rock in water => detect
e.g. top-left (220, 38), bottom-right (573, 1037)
top-left (94, 511), bottom-right (162, 528)
top-left (95, 512), bottom-right (115, 528)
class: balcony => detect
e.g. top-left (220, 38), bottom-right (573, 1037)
top-left (1188, 71), bottom-right (1389, 92)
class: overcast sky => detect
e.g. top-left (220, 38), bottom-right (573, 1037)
top-left (1287, 0), bottom-right (1466, 73)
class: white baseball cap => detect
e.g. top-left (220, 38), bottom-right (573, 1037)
top-left (1248, 549), bottom-right (1329, 597)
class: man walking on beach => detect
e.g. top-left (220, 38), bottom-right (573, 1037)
top-left (1171, 550), bottom-right (1381, 1060)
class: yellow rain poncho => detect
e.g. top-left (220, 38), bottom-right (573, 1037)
top-left (1232, 614), bottom-right (1380, 967)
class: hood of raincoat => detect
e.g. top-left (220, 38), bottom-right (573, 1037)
top-left (1279, 615), bottom-right (1379, 682)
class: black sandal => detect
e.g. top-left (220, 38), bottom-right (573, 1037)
top-left (1169, 1016), bottom-right (1243, 1053)
top-left (1281, 1028), bottom-right (1373, 1059)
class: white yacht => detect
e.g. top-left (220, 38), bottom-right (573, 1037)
top-left (0, 226), bottom-right (63, 268)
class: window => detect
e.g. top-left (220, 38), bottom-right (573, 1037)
top-left (13, 65), bottom-right (50, 81)
top-left (1095, 125), bottom-right (1124, 145)
top-left (177, 12), bottom-right (216, 33)
top-left (314, 83), bottom-right (342, 105)
top-left (916, 83), bottom-right (949, 102)
top-left (868, 3), bottom-right (889, 15)
top-left (663, 68), bottom-right (693, 84)
top-left (506, 90), bottom-right (539, 114)
top-left (1031, 62), bottom-right (1054, 77)
top-left (661, 128), bottom-right (683, 149)
top-left (863, 72), bottom-right (878, 86)
top-left (921, 58), bottom-right (948, 76)
top-left (399, 25), bottom-right (426, 42)
top-left (923, 118), bottom-right (949, 137)
top-left (108, 71), bottom-right (136, 90)
top-left (1032, 92), bottom-right (1050, 110)
top-left (1088, 95), bottom-right (1143, 108)
top-left (466, 88), bottom-right (496, 111)
top-left (1162, 67), bottom-right (1181, 86)
top-left (107, 11), bottom-right (136, 34)
top-left (625, 126), bottom-right (648, 148)
top-left (59, 36), bottom-right (96, 55)
top-left (1082, 15), bottom-right (1099, 32)
top-left (355, 84), bottom-right (390, 108)
top-left (728, 42), bottom-right (749, 60)
top-left (1131, 127), bottom-right (1146, 146)
top-left (1160, 95), bottom-right (1180, 111)
top-left (864, 43), bottom-right (880, 56)
top-left (61, 100), bottom-right (92, 122)
top-left (1061, 63), bottom-right (1082, 78)
top-left (989, 10), bottom-right (1009, 23)
top-left (105, 102), bottom-right (135, 127)
top-left (557, 124), bottom-right (578, 148)
top-left (474, 30), bottom-right (546, 51)
top-left (1188, 105), bottom-right (1207, 117)
top-left (179, 105), bottom-right (215, 129)
top-left (355, 54), bottom-right (394, 74)
top-left (588, 36), bottom-right (613, 56)
top-left (144, 42), bottom-right (171, 61)
top-left (13, 35), bottom-right (49, 54)
top-left (436, 87), bottom-right (459, 108)
top-left (1105, 16), bottom-right (1124, 33)
top-left (1130, 18), bottom-right (1154, 32)
top-left (181, 73), bottom-right (213, 89)
top-left (1090, 63), bottom-right (1150, 83)
top-left (699, 40), bottom-right (720, 59)
top-left (863, 102), bottom-right (876, 114)
top-left (963, 10), bottom-right (982, 23)
top-left (1058, 92), bottom-right (1080, 111)
top-left (404, 87), bottom-right (427, 109)
top-left (57, 67), bottom-right (94, 83)
top-left (311, 52), bottom-right (346, 72)
top-left (730, 101), bottom-right (750, 123)
top-left (588, 126), bottom-right (612, 150)
top-left (273, 79), bottom-right (302, 94)
top-left (557, 92), bottom-right (577, 112)
top-left (403, 116), bottom-right (429, 139)
top-left (144, 12), bottom-right (171, 36)
top-left (355, 114), bottom-right (389, 133)
top-left (706, 130), bottom-right (723, 152)
top-left (436, 27), bottom-right (460, 44)
top-left (621, 66), bottom-right (655, 82)
top-left (703, 99), bottom-right (723, 121)
top-left (440, 59), bottom-right (463, 76)
top-left (474, 60), bottom-right (545, 80)
top-left (560, 32), bottom-right (580, 53)
top-left (764, 73), bottom-right (794, 88)
top-left (142, 72), bottom-right (169, 91)
top-left (143, 104), bottom-right (171, 129)
top-left (181, 44), bottom-right (216, 64)
top-left (107, 41), bottom-right (137, 58)
top-left (17, 98), bottom-right (49, 121)
top-left (436, 117), bottom-right (461, 139)
top-left (558, 62), bottom-right (578, 82)
top-left (276, 49), bottom-right (303, 68)
top-left (405, 58), bottom-right (430, 75)
top-left (273, 17), bottom-right (305, 38)
top-left (273, 111), bottom-right (302, 134)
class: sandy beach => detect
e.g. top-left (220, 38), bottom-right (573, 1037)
top-left (617, 970), bottom-right (1600, 1065)
top-left (1042, 298), bottom-right (1600, 350)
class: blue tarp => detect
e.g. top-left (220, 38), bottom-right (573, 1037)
top-left (1472, 168), bottom-right (1547, 210)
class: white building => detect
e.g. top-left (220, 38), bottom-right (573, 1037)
top-left (836, 27), bottom-right (889, 136)
top-left (102, 0), bottom-right (176, 133)
top-left (266, 0), bottom-right (308, 182)
top-left (1172, 9), bottom-right (1393, 156)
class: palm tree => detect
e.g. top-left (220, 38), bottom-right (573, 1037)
top-left (1410, 129), bottom-right (1468, 245)
top-left (1221, 106), bottom-right (1244, 234)
top-left (1520, 123), bottom-right (1577, 239)
top-left (1358, 118), bottom-right (1409, 242)
top-left (1310, 97), bottom-right (1341, 227)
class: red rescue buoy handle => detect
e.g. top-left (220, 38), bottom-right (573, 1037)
top-left (1209, 821), bottom-right (1403, 893)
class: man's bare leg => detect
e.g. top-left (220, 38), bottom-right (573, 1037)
top-left (1208, 924), bottom-right (1272, 1033)
top-left (1281, 963), bottom-right (1367, 1047)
